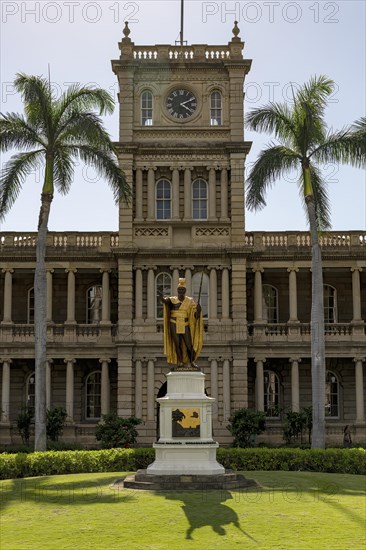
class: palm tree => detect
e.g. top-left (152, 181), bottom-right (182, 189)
top-left (0, 73), bottom-right (131, 451)
top-left (245, 76), bottom-right (365, 449)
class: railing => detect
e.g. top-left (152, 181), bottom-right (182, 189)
top-left (0, 232), bottom-right (119, 249)
top-left (130, 45), bottom-right (236, 62)
top-left (247, 322), bottom-right (363, 342)
top-left (1, 231), bottom-right (365, 251)
top-left (0, 323), bottom-right (118, 344)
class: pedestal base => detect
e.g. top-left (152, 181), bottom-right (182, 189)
top-left (147, 442), bottom-right (225, 475)
top-left (121, 470), bottom-right (259, 491)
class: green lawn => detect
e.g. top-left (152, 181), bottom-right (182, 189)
top-left (1, 471), bottom-right (365, 549)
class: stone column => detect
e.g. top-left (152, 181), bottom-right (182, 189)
top-left (100, 269), bottom-right (111, 323)
top-left (255, 358), bottom-right (265, 411)
top-left (184, 168), bottom-right (192, 219)
top-left (46, 360), bottom-right (52, 410)
top-left (147, 359), bottom-right (155, 422)
top-left (351, 267), bottom-right (363, 322)
top-left (2, 269), bottom-right (14, 323)
top-left (65, 358), bottom-right (75, 421)
top-left (253, 268), bottom-right (263, 322)
top-left (209, 268), bottom-right (218, 319)
top-left (147, 268), bottom-right (155, 320)
top-left (135, 268), bottom-right (143, 320)
top-left (100, 359), bottom-right (111, 416)
top-left (184, 268), bottom-right (192, 296)
top-left (147, 168), bottom-right (155, 220)
top-left (65, 269), bottom-right (77, 323)
top-left (208, 167), bottom-right (217, 220)
top-left (220, 167), bottom-right (229, 220)
top-left (135, 360), bottom-right (143, 418)
top-left (172, 268), bottom-right (180, 292)
top-left (210, 359), bottom-right (218, 420)
top-left (354, 358), bottom-right (365, 421)
top-left (288, 267), bottom-right (299, 322)
top-left (222, 359), bottom-right (231, 421)
top-left (46, 269), bottom-right (54, 323)
top-left (135, 168), bottom-right (143, 221)
top-left (290, 358), bottom-right (301, 412)
top-left (222, 268), bottom-right (230, 319)
top-left (1, 359), bottom-right (11, 422)
top-left (171, 167), bottom-right (180, 220)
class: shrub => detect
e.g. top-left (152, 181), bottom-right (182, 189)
top-left (227, 408), bottom-right (266, 447)
top-left (47, 407), bottom-right (68, 442)
top-left (16, 407), bottom-right (33, 445)
top-left (95, 414), bottom-right (142, 449)
top-left (0, 448), bottom-right (364, 480)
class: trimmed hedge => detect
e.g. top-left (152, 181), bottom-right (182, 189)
top-left (0, 447), bottom-right (364, 480)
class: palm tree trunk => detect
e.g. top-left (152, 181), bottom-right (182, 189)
top-left (34, 192), bottom-right (53, 451)
top-left (305, 193), bottom-right (326, 449)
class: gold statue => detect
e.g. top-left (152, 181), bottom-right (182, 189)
top-left (162, 278), bottom-right (203, 368)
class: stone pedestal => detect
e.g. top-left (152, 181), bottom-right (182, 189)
top-left (146, 369), bottom-right (225, 475)
top-left (122, 367), bottom-right (258, 491)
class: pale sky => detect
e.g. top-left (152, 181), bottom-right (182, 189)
top-left (0, 0), bottom-right (365, 232)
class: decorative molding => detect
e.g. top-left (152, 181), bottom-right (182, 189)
top-left (195, 227), bottom-right (230, 237)
top-left (134, 227), bottom-right (169, 237)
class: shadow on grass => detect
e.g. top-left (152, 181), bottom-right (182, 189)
top-left (0, 474), bottom-right (136, 513)
top-left (163, 490), bottom-right (258, 541)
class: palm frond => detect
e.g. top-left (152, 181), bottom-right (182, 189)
top-left (56, 145), bottom-right (131, 205)
top-left (292, 76), bottom-right (333, 155)
top-left (0, 112), bottom-right (46, 151)
top-left (245, 103), bottom-right (296, 145)
top-left (53, 147), bottom-right (75, 195)
top-left (55, 86), bottom-right (115, 126)
top-left (0, 150), bottom-right (44, 220)
top-left (14, 73), bottom-right (53, 135)
top-left (311, 122), bottom-right (366, 168)
top-left (246, 145), bottom-right (300, 211)
top-left (55, 111), bottom-right (114, 148)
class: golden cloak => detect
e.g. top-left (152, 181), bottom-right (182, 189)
top-left (163, 296), bottom-right (204, 365)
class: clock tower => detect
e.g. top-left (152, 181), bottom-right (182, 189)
top-left (112, 22), bottom-right (252, 444)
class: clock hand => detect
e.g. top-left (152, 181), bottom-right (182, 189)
top-left (180, 104), bottom-right (194, 113)
top-left (180, 98), bottom-right (195, 106)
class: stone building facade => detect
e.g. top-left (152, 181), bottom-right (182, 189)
top-left (0, 25), bottom-right (365, 446)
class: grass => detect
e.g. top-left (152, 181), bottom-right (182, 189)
top-left (0, 471), bottom-right (365, 549)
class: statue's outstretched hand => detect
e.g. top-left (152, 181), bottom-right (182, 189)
top-left (196, 303), bottom-right (202, 315)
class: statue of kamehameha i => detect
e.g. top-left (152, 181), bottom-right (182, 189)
top-left (161, 277), bottom-right (204, 369)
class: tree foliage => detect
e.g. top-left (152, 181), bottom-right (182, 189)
top-left (227, 408), bottom-right (266, 447)
top-left (95, 414), bottom-right (142, 449)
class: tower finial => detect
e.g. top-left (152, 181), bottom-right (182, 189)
top-left (122, 21), bottom-right (131, 43)
top-left (232, 20), bottom-right (241, 41)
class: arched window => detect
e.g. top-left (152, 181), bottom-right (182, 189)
top-left (156, 179), bottom-right (171, 220)
top-left (264, 370), bottom-right (280, 417)
top-left (210, 91), bottom-right (222, 126)
top-left (86, 371), bottom-right (101, 419)
top-left (324, 285), bottom-right (337, 323)
top-left (156, 272), bottom-right (172, 319)
top-left (141, 90), bottom-right (153, 126)
top-left (192, 272), bottom-right (209, 319)
top-left (192, 178), bottom-right (208, 220)
top-left (28, 287), bottom-right (34, 324)
top-left (87, 285), bottom-right (102, 324)
top-left (26, 372), bottom-right (35, 412)
top-left (325, 370), bottom-right (339, 417)
top-left (262, 285), bottom-right (279, 323)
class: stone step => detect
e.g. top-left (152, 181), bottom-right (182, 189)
top-left (118, 470), bottom-right (259, 491)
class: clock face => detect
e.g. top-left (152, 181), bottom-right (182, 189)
top-left (166, 89), bottom-right (197, 119)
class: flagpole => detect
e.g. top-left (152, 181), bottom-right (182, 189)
top-left (180, 0), bottom-right (184, 46)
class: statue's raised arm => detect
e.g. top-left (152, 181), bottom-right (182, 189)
top-left (162, 278), bottom-right (203, 370)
